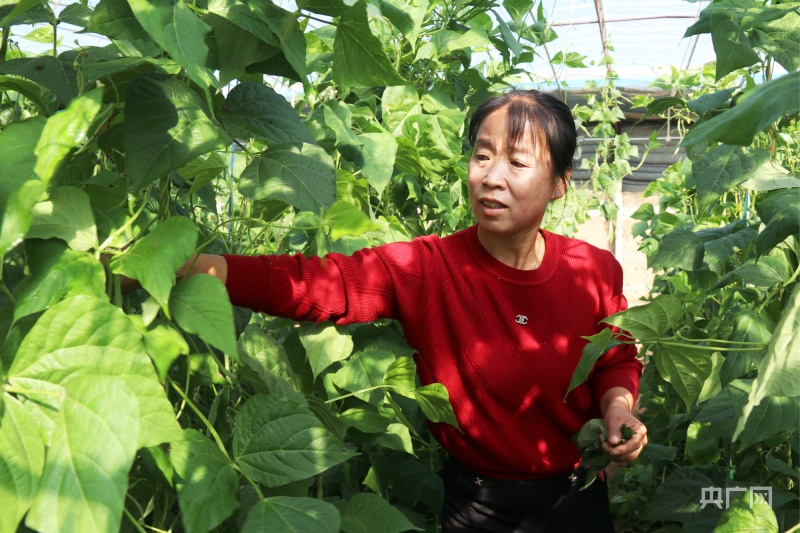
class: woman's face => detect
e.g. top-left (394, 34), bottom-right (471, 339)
top-left (468, 106), bottom-right (561, 241)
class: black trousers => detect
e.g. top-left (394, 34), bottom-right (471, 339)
top-left (441, 460), bottom-right (616, 533)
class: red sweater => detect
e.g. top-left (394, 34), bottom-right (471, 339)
top-left (224, 225), bottom-right (642, 479)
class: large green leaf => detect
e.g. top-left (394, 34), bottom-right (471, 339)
top-left (333, 349), bottom-right (394, 403)
top-left (750, 11), bottom-right (800, 72)
top-left (26, 186), bottom-right (98, 251)
top-left (732, 255), bottom-right (792, 289)
top-left (239, 142), bottom-right (337, 212)
top-left (753, 188), bottom-right (800, 256)
top-left (13, 239), bottom-right (105, 322)
top-left (128, 0), bottom-right (214, 88)
top-left (323, 201), bottom-right (381, 241)
top-left (143, 320), bottom-right (189, 381)
top-left (241, 497), bottom-right (341, 533)
top-left (332, 0), bottom-right (407, 87)
top-left (170, 429), bottom-right (240, 533)
top-left (565, 328), bottom-right (622, 399)
top-left (380, 0), bottom-right (427, 42)
top-left (654, 344), bottom-right (713, 409)
top-left (10, 295), bottom-right (183, 448)
top-left (124, 74), bottom-right (230, 190)
top-left (0, 75), bottom-right (49, 115)
top-left (710, 10), bottom-right (762, 79)
top-left (0, 119), bottom-right (45, 257)
top-left (110, 216), bottom-right (197, 314)
top-left (382, 356), bottom-right (416, 394)
top-left (25, 376), bottom-right (139, 533)
top-left (249, 0), bottom-right (307, 83)
top-left (87, 0), bottom-right (151, 41)
top-left (644, 467), bottom-right (716, 522)
top-left (355, 132), bottom-right (398, 195)
top-left (735, 284), bottom-right (800, 440)
top-left (298, 322), bottom-right (354, 379)
top-left (692, 145), bottom-right (765, 215)
top-left (380, 85), bottom-right (420, 136)
top-left (0, 55), bottom-right (78, 106)
top-left (603, 294), bottom-right (683, 341)
top-left (649, 230), bottom-right (704, 271)
top-left (701, 221), bottom-right (757, 267)
top-left (296, 0), bottom-right (351, 17)
top-left (211, 15), bottom-right (275, 86)
top-left (0, 394), bottom-right (45, 533)
top-left (33, 88), bottom-right (104, 186)
top-left (681, 72), bottom-right (800, 146)
top-left (221, 82), bottom-right (314, 144)
top-left (239, 324), bottom-right (295, 385)
top-left (340, 493), bottom-right (421, 533)
top-left (169, 274), bottom-right (239, 358)
top-left (720, 311), bottom-right (772, 386)
top-left (233, 394), bottom-right (355, 487)
top-left (414, 383), bottom-right (459, 428)
top-left (713, 491), bottom-right (778, 533)
top-left (737, 396), bottom-right (799, 449)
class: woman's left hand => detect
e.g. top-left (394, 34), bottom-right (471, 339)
top-left (601, 404), bottom-right (648, 463)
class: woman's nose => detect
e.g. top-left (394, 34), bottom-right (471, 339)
top-left (482, 161), bottom-right (506, 187)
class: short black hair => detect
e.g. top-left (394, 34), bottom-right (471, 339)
top-left (468, 90), bottom-right (576, 182)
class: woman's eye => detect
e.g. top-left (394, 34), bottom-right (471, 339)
top-left (511, 160), bottom-right (526, 168)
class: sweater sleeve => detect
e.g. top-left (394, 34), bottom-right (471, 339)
top-left (222, 239), bottom-right (431, 325)
top-left (588, 252), bottom-right (644, 405)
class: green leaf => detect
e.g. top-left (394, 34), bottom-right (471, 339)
top-left (323, 201), bottom-right (381, 241)
top-left (765, 456), bottom-right (800, 479)
top-left (751, 12), bottom-right (800, 72)
top-left (296, 0), bottom-right (351, 18)
top-left (649, 230), bottom-right (705, 271)
top-left (26, 376), bottom-right (139, 533)
top-left (414, 383), bottom-right (459, 428)
top-left (170, 429), bottom-right (240, 533)
top-left (143, 320), bottom-right (189, 382)
top-left (239, 324), bottom-right (295, 386)
top-left (603, 294), bottom-right (683, 342)
top-left (33, 87), bottom-right (103, 186)
top-left (685, 422), bottom-right (720, 464)
top-left (681, 72), bottom-right (800, 146)
top-left (0, 75), bottom-right (49, 115)
top-left (26, 187), bottom-right (98, 251)
top-left (332, 0), bottom-right (407, 87)
top-left (644, 466), bottom-right (715, 522)
top-left (565, 329), bottom-right (622, 399)
top-left (701, 220), bottom-right (757, 266)
top-left (110, 216), bottom-right (197, 314)
top-left (178, 152), bottom-right (228, 194)
top-left (221, 82), bottom-right (314, 144)
top-left (340, 493), bottom-right (421, 533)
top-left (740, 2), bottom-right (800, 30)
top-left (380, 85), bottom-right (420, 136)
top-left (239, 142), bottom-right (337, 213)
top-left (372, 422), bottom-right (414, 455)
top-left (211, 15), bottom-right (276, 86)
top-left (735, 284), bottom-right (800, 440)
top-left (686, 88), bottom-right (736, 116)
top-left (87, 0), bottom-right (151, 41)
top-left (693, 145), bottom-right (765, 215)
top-left (248, 0), bottom-right (307, 83)
top-left (732, 255), bottom-right (792, 289)
top-left (9, 295), bottom-right (183, 448)
top-left (355, 132), bottom-right (398, 195)
top-left (13, 238), bottom-right (106, 322)
top-left (383, 356), bottom-right (416, 395)
top-left (654, 343), bottom-right (713, 409)
top-left (233, 394), bottom-right (355, 487)
top-left (339, 408), bottom-right (391, 433)
top-left (124, 73), bottom-right (230, 190)
top-left (504, 0), bottom-right (533, 21)
top-left (0, 394), bottom-right (45, 533)
top-left (333, 349), bottom-right (394, 403)
top-left (0, 119), bottom-right (45, 257)
top-left (128, 0), bottom-right (214, 88)
top-left (380, 0), bottom-right (427, 42)
top-left (299, 322), bottom-right (354, 379)
top-left (710, 10), bottom-right (762, 79)
top-left (742, 159), bottom-right (800, 191)
top-left (737, 396), bottom-right (799, 449)
top-left (242, 497), bottom-right (341, 533)
top-left (754, 188), bottom-right (800, 256)
top-left (713, 491), bottom-right (778, 533)
top-left (169, 274), bottom-right (239, 359)
top-left (0, 55), bottom-right (78, 106)
top-left (642, 96), bottom-right (686, 119)
top-left (720, 312), bottom-right (772, 386)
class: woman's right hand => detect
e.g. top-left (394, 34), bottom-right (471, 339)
top-left (178, 254), bottom-right (229, 284)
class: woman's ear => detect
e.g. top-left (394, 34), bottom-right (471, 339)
top-left (561, 167), bottom-right (572, 191)
top-left (551, 168), bottom-right (572, 200)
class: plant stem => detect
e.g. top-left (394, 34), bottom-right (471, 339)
top-left (324, 384), bottom-right (397, 404)
top-left (123, 507), bottom-right (147, 533)
top-left (168, 378), bottom-right (231, 458)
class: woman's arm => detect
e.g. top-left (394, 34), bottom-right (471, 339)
top-left (600, 386), bottom-right (648, 463)
top-left (178, 254), bottom-right (228, 283)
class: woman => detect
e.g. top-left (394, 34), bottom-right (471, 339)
top-left (180, 90), bottom-right (647, 532)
